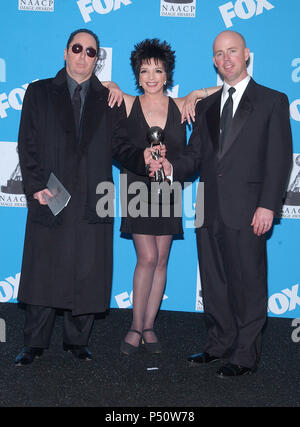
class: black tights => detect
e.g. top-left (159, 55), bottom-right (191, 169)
top-left (124, 234), bottom-right (173, 346)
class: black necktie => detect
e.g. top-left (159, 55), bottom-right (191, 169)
top-left (219, 87), bottom-right (236, 156)
top-left (72, 84), bottom-right (82, 133)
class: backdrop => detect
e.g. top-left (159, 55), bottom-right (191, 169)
top-left (0, 0), bottom-right (299, 318)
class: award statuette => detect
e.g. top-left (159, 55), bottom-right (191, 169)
top-left (146, 126), bottom-right (168, 183)
top-left (146, 126), bottom-right (176, 209)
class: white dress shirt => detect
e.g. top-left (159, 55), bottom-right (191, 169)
top-left (221, 75), bottom-right (251, 117)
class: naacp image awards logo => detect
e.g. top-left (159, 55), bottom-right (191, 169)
top-left (0, 143), bottom-right (26, 208)
top-left (282, 154), bottom-right (300, 219)
top-left (160, 0), bottom-right (196, 18)
top-left (18, 0), bottom-right (54, 12)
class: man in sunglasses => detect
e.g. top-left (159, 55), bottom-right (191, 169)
top-left (15, 29), bottom-right (153, 365)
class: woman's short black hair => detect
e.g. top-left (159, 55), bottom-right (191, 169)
top-left (130, 38), bottom-right (175, 92)
top-left (66, 28), bottom-right (100, 58)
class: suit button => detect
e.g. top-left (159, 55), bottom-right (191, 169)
top-left (218, 174), bottom-right (222, 177)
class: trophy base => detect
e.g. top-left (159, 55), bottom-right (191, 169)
top-left (148, 180), bottom-right (175, 205)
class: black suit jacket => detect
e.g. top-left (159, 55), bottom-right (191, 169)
top-left (174, 78), bottom-right (293, 229)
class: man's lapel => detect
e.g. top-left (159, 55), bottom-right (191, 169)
top-left (219, 79), bottom-right (255, 160)
top-left (79, 74), bottom-right (108, 153)
top-left (51, 68), bottom-right (77, 138)
top-left (206, 90), bottom-right (222, 153)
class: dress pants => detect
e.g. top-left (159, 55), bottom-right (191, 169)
top-left (196, 216), bottom-right (268, 368)
top-left (23, 304), bottom-right (94, 349)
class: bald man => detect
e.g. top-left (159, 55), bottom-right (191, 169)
top-left (160, 31), bottom-right (292, 377)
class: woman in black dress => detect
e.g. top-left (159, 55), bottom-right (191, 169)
top-left (119, 39), bottom-right (217, 355)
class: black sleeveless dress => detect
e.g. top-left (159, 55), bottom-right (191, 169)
top-left (120, 96), bottom-right (186, 236)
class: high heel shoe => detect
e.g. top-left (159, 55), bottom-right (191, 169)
top-left (142, 329), bottom-right (162, 354)
top-left (120, 329), bottom-right (142, 355)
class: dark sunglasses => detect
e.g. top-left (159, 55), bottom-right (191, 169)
top-left (71, 43), bottom-right (97, 58)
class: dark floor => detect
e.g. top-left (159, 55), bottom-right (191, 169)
top-left (0, 303), bottom-right (299, 408)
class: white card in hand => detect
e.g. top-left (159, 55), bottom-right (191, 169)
top-left (43, 172), bottom-right (71, 216)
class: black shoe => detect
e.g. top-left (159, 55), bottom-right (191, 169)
top-left (15, 346), bottom-right (44, 366)
top-left (142, 329), bottom-right (162, 354)
top-left (187, 351), bottom-right (221, 365)
top-left (63, 343), bottom-right (92, 361)
top-left (216, 362), bottom-right (255, 378)
top-left (120, 329), bottom-right (142, 356)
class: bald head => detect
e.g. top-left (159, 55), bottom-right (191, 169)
top-left (213, 30), bottom-right (250, 86)
top-left (213, 30), bottom-right (247, 53)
